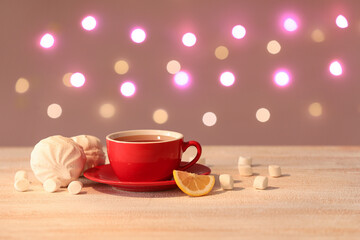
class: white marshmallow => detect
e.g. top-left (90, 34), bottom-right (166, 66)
top-left (67, 181), bottom-right (83, 195)
top-left (43, 178), bottom-right (61, 193)
top-left (14, 178), bottom-right (30, 192)
top-left (238, 156), bottom-right (252, 166)
top-left (268, 165), bottom-right (282, 177)
top-left (219, 174), bottom-right (234, 190)
top-left (253, 176), bottom-right (268, 190)
top-left (238, 165), bottom-right (253, 176)
top-left (14, 170), bottom-right (28, 181)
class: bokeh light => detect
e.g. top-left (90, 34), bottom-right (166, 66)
top-left (81, 16), bottom-right (97, 31)
top-left (15, 78), bottom-right (30, 94)
top-left (70, 72), bottom-right (86, 87)
top-left (166, 60), bottom-right (181, 74)
top-left (40, 33), bottom-right (55, 48)
top-left (267, 40), bottom-right (281, 54)
top-left (214, 46), bottom-right (229, 60)
top-left (131, 28), bottom-right (146, 43)
top-left (232, 25), bottom-right (246, 39)
top-left (308, 102), bottom-right (323, 117)
top-left (202, 112), bottom-right (217, 127)
top-left (256, 108), bottom-right (270, 123)
top-left (153, 109), bottom-right (169, 124)
top-left (336, 15), bottom-right (348, 29)
top-left (220, 71), bottom-right (235, 87)
top-left (120, 81), bottom-right (136, 97)
top-left (174, 71), bottom-right (190, 87)
top-left (47, 103), bottom-right (62, 119)
top-left (274, 70), bottom-right (290, 87)
top-left (311, 29), bottom-right (325, 43)
top-left (182, 33), bottom-right (196, 47)
top-left (329, 61), bottom-right (343, 76)
top-left (62, 72), bottom-right (73, 87)
top-left (114, 60), bottom-right (129, 75)
top-left (283, 18), bottom-right (298, 32)
top-left (99, 103), bottom-right (115, 118)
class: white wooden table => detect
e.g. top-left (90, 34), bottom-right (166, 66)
top-left (1, 146), bottom-right (359, 239)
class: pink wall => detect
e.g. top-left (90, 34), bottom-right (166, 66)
top-left (1, 0), bottom-right (360, 146)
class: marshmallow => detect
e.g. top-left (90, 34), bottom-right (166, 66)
top-left (238, 156), bottom-right (252, 166)
top-left (43, 178), bottom-right (61, 193)
top-left (269, 165), bottom-right (282, 177)
top-left (68, 181), bottom-right (83, 195)
top-left (14, 170), bottom-right (30, 192)
top-left (219, 174), bottom-right (234, 190)
top-left (238, 165), bottom-right (253, 176)
top-left (14, 170), bottom-right (28, 181)
top-left (253, 176), bottom-right (268, 190)
top-left (31, 135), bottom-right (86, 187)
top-left (14, 178), bottom-right (30, 192)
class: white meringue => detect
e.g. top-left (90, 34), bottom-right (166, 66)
top-left (30, 135), bottom-right (86, 187)
top-left (71, 135), bottom-right (106, 173)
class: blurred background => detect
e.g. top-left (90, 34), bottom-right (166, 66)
top-left (1, 0), bottom-right (360, 146)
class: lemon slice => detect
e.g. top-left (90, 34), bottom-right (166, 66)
top-left (173, 170), bottom-right (215, 197)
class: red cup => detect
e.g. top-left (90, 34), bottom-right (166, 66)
top-left (106, 130), bottom-right (202, 182)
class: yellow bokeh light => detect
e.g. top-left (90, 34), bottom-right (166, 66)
top-left (99, 103), bottom-right (116, 118)
top-left (153, 109), bottom-right (168, 124)
top-left (311, 29), bottom-right (325, 43)
top-left (308, 102), bottom-right (322, 117)
top-left (47, 103), bottom-right (62, 119)
top-left (15, 78), bottom-right (30, 94)
top-left (62, 72), bottom-right (73, 87)
top-left (267, 40), bottom-right (281, 55)
top-left (214, 46), bottom-right (229, 60)
top-left (256, 108), bottom-right (270, 123)
top-left (114, 60), bottom-right (129, 75)
top-left (166, 60), bottom-right (181, 74)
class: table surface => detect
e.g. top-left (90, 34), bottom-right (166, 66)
top-left (1, 146), bottom-right (360, 240)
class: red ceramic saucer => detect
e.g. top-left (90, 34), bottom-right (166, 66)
top-left (84, 162), bottom-right (211, 192)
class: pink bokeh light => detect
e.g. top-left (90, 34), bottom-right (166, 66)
top-left (120, 81), bottom-right (136, 97)
top-left (220, 71), bottom-right (235, 87)
top-left (335, 15), bottom-right (348, 29)
top-left (70, 73), bottom-right (86, 88)
top-left (182, 33), bottom-right (196, 47)
top-left (329, 60), bottom-right (343, 76)
top-left (232, 25), bottom-right (246, 39)
top-left (174, 71), bottom-right (190, 87)
top-left (273, 70), bottom-right (291, 87)
top-left (283, 18), bottom-right (298, 32)
top-left (40, 33), bottom-right (55, 48)
top-left (131, 28), bottom-right (146, 43)
top-left (81, 16), bottom-right (97, 31)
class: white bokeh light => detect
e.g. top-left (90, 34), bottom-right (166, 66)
top-left (202, 112), bottom-right (217, 127)
top-left (81, 16), bottom-right (97, 31)
top-left (70, 73), bottom-right (86, 88)
top-left (329, 61), bottom-right (343, 76)
top-left (47, 104), bottom-right (62, 119)
top-left (232, 25), bottom-right (246, 39)
top-left (182, 33), bottom-right (197, 47)
top-left (220, 71), bottom-right (235, 87)
top-left (40, 33), bottom-right (55, 48)
top-left (120, 81), bottom-right (136, 97)
top-left (283, 18), bottom-right (298, 32)
top-left (131, 28), bottom-right (146, 43)
top-left (166, 60), bottom-right (181, 74)
top-left (336, 15), bottom-right (348, 29)
top-left (274, 70), bottom-right (290, 87)
top-left (256, 108), bottom-right (270, 123)
top-left (174, 71), bottom-right (190, 87)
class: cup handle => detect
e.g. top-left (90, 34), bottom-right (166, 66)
top-left (177, 141), bottom-right (202, 171)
